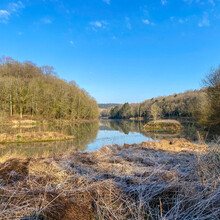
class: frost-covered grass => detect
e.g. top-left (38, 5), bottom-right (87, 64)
top-left (0, 139), bottom-right (219, 219)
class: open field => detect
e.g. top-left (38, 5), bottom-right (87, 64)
top-left (0, 138), bottom-right (219, 220)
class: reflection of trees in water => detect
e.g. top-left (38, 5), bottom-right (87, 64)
top-left (140, 131), bottom-right (181, 141)
top-left (181, 123), bottom-right (204, 141)
top-left (141, 122), bottom-right (210, 141)
top-left (0, 120), bottom-right (218, 158)
top-left (105, 120), bottom-right (144, 134)
top-left (0, 122), bottom-right (99, 156)
top-left (142, 123), bottom-right (203, 141)
top-left (71, 122), bottom-right (99, 151)
top-left (103, 119), bottom-right (210, 142)
top-left (0, 122), bottom-right (99, 136)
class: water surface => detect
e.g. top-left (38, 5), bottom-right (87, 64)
top-left (0, 119), bottom-right (209, 157)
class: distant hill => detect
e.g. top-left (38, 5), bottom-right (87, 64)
top-left (98, 103), bottom-right (120, 109)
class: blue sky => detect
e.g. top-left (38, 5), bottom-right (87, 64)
top-left (0, 0), bottom-right (220, 103)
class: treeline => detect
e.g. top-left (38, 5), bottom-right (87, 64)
top-left (98, 103), bottom-right (119, 109)
top-left (107, 66), bottom-right (220, 129)
top-left (108, 90), bottom-right (204, 120)
top-left (0, 56), bottom-right (99, 120)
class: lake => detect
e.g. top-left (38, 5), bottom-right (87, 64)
top-left (0, 119), bottom-right (210, 157)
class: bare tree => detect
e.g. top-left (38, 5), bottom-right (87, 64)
top-left (0, 56), bottom-right (99, 120)
top-left (150, 103), bottom-right (162, 121)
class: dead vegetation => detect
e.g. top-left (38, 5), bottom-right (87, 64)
top-left (144, 120), bottom-right (184, 133)
top-left (141, 138), bottom-right (207, 153)
top-left (0, 139), bottom-right (219, 220)
top-left (11, 120), bottom-right (37, 125)
top-left (0, 132), bottom-right (74, 144)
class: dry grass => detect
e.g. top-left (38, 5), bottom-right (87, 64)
top-left (0, 139), bottom-right (219, 219)
top-left (0, 132), bottom-right (74, 144)
top-left (141, 138), bottom-right (207, 153)
top-left (0, 151), bottom-right (53, 164)
top-left (151, 120), bottom-right (182, 124)
top-left (11, 120), bottom-right (37, 125)
top-left (0, 152), bottom-right (27, 163)
top-left (144, 120), bottom-right (184, 133)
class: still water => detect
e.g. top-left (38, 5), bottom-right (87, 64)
top-left (0, 119), bottom-right (207, 157)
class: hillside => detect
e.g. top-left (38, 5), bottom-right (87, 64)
top-left (108, 90), bottom-right (205, 120)
top-left (0, 56), bottom-right (99, 121)
top-left (98, 103), bottom-right (120, 109)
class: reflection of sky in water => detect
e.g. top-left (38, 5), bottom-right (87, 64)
top-left (86, 130), bottom-right (152, 151)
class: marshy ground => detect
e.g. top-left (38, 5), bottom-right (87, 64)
top-left (0, 138), bottom-right (219, 220)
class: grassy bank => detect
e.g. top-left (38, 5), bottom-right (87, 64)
top-left (0, 116), bottom-right (98, 126)
top-left (0, 132), bottom-right (74, 144)
top-left (143, 120), bottom-right (184, 133)
top-left (0, 139), bottom-right (219, 219)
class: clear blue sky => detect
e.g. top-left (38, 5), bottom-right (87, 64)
top-left (0, 0), bottom-right (220, 103)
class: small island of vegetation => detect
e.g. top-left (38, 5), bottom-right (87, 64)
top-left (0, 132), bottom-right (74, 144)
top-left (143, 119), bottom-right (183, 133)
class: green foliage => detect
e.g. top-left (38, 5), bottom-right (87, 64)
top-left (120, 103), bottom-right (131, 119)
top-left (110, 103), bottom-right (131, 119)
top-left (0, 56), bottom-right (99, 120)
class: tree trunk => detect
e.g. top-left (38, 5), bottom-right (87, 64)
top-left (20, 105), bottom-right (23, 119)
top-left (9, 94), bottom-right (13, 117)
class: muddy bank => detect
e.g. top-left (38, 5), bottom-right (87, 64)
top-left (0, 139), bottom-right (219, 219)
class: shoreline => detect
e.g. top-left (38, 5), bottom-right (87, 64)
top-left (0, 118), bottom-right (99, 126)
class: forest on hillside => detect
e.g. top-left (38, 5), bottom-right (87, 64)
top-left (98, 103), bottom-right (119, 109)
top-left (101, 90), bottom-right (204, 120)
top-left (102, 66), bottom-right (220, 130)
top-left (0, 56), bottom-right (99, 120)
